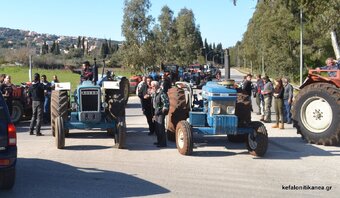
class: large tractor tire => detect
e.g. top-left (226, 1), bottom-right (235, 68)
top-left (120, 77), bottom-right (130, 105)
top-left (11, 100), bottom-right (23, 124)
top-left (292, 83), bottom-right (340, 146)
top-left (176, 121), bottom-right (193, 155)
top-left (51, 90), bottom-right (69, 137)
top-left (167, 87), bottom-right (189, 141)
top-left (0, 167), bottom-right (15, 190)
top-left (246, 121), bottom-right (268, 157)
top-left (55, 116), bottom-right (65, 149)
top-left (114, 120), bottom-right (126, 149)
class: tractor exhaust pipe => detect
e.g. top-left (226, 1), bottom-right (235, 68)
top-left (93, 58), bottom-right (98, 85)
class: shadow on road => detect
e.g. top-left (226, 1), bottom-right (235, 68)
top-left (0, 158), bottom-right (170, 198)
top-left (63, 145), bottom-right (112, 151)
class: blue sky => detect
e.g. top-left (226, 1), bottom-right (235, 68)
top-left (0, 0), bottom-right (256, 48)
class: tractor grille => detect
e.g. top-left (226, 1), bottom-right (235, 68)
top-left (80, 89), bottom-right (99, 111)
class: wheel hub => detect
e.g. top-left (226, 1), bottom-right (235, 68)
top-left (301, 97), bottom-right (332, 133)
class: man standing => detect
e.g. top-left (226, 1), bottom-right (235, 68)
top-left (282, 77), bottom-right (293, 124)
top-left (138, 77), bottom-right (155, 136)
top-left (261, 76), bottom-right (273, 123)
top-left (41, 75), bottom-right (51, 124)
top-left (28, 73), bottom-right (48, 136)
top-left (151, 81), bottom-right (169, 147)
top-left (254, 74), bottom-right (264, 115)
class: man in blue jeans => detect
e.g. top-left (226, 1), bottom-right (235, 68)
top-left (282, 77), bottom-right (293, 124)
top-left (41, 75), bottom-right (51, 124)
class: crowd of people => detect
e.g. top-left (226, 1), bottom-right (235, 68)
top-left (0, 72), bottom-right (59, 136)
top-left (137, 74), bottom-right (170, 148)
top-left (251, 74), bottom-right (294, 129)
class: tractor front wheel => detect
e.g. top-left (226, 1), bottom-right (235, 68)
top-left (176, 121), bottom-right (193, 155)
top-left (55, 116), bottom-right (65, 149)
top-left (246, 121), bottom-right (268, 157)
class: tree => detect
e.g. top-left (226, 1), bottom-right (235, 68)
top-left (175, 8), bottom-right (202, 65)
top-left (120, 0), bottom-right (154, 72)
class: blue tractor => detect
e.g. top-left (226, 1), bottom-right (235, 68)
top-left (50, 61), bottom-right (129, 149)
top-left (166, 81), bottom-right (268, 156)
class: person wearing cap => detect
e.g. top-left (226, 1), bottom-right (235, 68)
top-left (28, 73), bottom-right (50, 136)
top-left (71, 61), bottom-right (93, 83)
top-left (261, 75), bottom-right (273, 123)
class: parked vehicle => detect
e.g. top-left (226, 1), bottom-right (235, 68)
top-left (292, 69), bottom-right (340, 145)
top-left (166, 81), bottom-right (268, 156)
top-left (0, 94), bottom-right (17, 190)
top-left (51, 60), bottom-right (129, 149)
top-left (129, 75), bottom-right (142, 94)
top-left (11, 82), bottom-right (32, 123)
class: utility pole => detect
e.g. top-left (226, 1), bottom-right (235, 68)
top-left (224, 48), bottom-right (231, 80)
top-left (300, 7), bottom-right (304, 86)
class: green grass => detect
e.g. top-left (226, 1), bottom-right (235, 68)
top-left (0, 66), bottom-right (133, 92)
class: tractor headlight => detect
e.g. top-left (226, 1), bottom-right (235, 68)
top-left (102, 102), bottom-right (108, 108)
top-left (71, 102), bottom-right (77, 111)
top-left (226, 106), bottom-right (235, 114)
top-left (212, 106), bottom-right (221, 115)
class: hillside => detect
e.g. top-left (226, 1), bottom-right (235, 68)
top-left (0, 27), bottom-right (122, 52)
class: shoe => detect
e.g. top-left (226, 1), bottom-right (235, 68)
top-left (153, 142), bottom-right (159, 145)
top-left (29, 132), bottom-right (34, 135)
top-left (36, 133), bottom-right (44, 136)
top-left (272, 124), bottom-right (279, 128)
top-left (279, 123), bottom-right (285, 129)
top-left (157, 144), bottom-right (167, 148)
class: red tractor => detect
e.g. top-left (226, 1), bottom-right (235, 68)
top-left (11, 82), bottom-right (32, 123)
top-left (292, 69), bottom-right (340, 146)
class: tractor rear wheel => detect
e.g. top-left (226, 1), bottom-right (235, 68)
top-left (55, 116), bottom-right (65, 149)
top-left (292, 83), bottom-right (340, 146)
top-left (246, 121), bottom-right (268, 157)
top-left (176, 121), bottom-right (193, 155)
top-left (120, 77), bottom-right (130, 105)
top-left (167, 87), bottom-right (189, 141)
top-left (51, 90), bottom-right (69, 137)
top-left (11, 100), bottom-right (23, 124)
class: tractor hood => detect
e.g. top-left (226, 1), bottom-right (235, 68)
top-left (202, 82), bottom-right (237, 101)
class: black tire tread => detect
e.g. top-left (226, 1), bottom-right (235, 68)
top-left (292, 83), bottom-right (340, 146)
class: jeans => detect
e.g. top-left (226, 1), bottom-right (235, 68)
top-left (43, 95), bottom-right (50, 123)
top-left (283, 99), bottom-right (292, 123)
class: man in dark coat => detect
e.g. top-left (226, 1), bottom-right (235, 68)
top-left (28, 73), bottom-right (49, 136)
top-left (151, 81), bottom-right (169, 147)
top-left (138, 77), bottom-right (155, 136)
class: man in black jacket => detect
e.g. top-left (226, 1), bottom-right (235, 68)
top-left (28, 73), bottom-right (49, 136)
top-left (151, 81), bottom-right (169, 147)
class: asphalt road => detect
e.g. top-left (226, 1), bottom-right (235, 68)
top-left (1, 68), bottom-right (339, 198)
